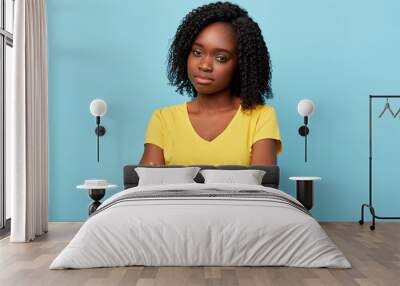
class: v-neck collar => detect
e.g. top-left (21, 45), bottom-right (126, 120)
top-left (184, 102), bottom-right (241, 143)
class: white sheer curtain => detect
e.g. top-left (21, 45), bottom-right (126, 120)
top-left (8, 0), bottom-right (48, 242)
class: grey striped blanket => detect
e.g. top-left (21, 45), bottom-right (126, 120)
top-left (90, 189), bottom-right (310, 217)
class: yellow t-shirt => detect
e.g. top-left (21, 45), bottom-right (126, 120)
top-left (144, 102), bottom-right (282, 166)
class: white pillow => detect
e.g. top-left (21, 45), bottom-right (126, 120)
top-left (200, 169), bottom-right (266, 185)
top-left (135, 167), bottom-right (201, 186)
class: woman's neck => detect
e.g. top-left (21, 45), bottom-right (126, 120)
top-left (194, 90), bottom-right (240, 112)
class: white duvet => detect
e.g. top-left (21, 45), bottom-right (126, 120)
top-left (50, 183), bottom-right (351, 269)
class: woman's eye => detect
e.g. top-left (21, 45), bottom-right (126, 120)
top-left (192, 50), bottom-right (202, 57)
top-left (216, 55), bottom-right (228, 63)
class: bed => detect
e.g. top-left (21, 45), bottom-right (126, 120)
top-left (50, 165), bottom-right (351, 269)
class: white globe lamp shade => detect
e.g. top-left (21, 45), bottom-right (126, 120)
top-left (90, 99), bottom-right (107, 117)
top-left (297, 99), bottom-right (315, 117)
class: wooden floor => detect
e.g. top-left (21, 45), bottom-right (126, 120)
top-left (0, 222), bottom-right (399, 286)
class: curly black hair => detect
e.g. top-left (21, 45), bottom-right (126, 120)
top-left (167, 1), bottom-right (273, 110)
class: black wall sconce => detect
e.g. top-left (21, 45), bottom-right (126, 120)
top-left (89, 99), bottom-right (107, 162)
top-left (297, 99), bottom-right (315, 162)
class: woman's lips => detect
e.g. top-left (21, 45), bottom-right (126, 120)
top-left (194, 76), bottom-right (213, 85)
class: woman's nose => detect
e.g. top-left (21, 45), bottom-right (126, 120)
top-left (198, 56), bottom-right (213, 72)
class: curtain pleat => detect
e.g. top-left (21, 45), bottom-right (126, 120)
top-left (10, 0), bottom-right (48, 243)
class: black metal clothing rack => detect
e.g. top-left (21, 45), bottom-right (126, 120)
top-left (359, 95), bottom-right (400, 230)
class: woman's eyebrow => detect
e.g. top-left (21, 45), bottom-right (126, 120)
top-left (193, 42), bottom-right (234, 55)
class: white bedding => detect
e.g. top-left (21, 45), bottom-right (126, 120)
top-left (50, 183), bottom-right (351, 269)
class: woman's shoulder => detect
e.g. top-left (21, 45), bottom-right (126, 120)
top-left (242, 104), bottom-right (276, 117)
top-left (151, 102), bottom-right (186, 118)
top-left (255, 104), bottom-right (275, 112)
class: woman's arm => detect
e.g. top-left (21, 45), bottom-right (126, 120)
top-left (139, 143), bottom-right (165, 166)
top-left (250, 138), bottom-right (277, 165)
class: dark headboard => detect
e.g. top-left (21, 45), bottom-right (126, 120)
top-left (123, 165), bottom-right (280, 189)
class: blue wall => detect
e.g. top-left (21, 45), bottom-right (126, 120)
top-left (47, 0), bottom-right (400, 221)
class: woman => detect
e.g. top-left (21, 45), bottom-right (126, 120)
top-left (140, 1), bottom-right (282, 166)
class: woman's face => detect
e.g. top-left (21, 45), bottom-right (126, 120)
top-left (187, 22), bottom-right (238, 96)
